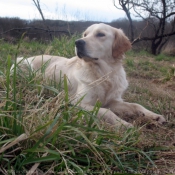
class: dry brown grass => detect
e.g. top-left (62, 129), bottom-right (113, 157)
top-left (124, 51), bottom-right (175, 174)
top-left (125, 77), bottom-right (175, 172)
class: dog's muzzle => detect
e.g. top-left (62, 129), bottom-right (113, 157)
top-left (75, 39), bottom-right (98, 60)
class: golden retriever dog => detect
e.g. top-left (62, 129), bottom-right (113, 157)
top-left (12, 23), bottom-right (166, 128)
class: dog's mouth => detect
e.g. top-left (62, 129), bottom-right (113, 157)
top-left (76, 50), bottom-right (98, 61)
top-left (75, 39), bottom-right (98, 61)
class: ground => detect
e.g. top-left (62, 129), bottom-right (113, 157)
top-left (124, 51), bottom-right (175, 173)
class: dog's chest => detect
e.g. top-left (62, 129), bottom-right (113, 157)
top-left (76, 66), bottom-right (128, 105)
top-left (93, 73), bottom-right (127, 103)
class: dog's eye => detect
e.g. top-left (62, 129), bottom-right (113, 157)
top-left (96, 33), bottom-right (105, 37)
top-left (84, 33), bottom-right (87, 37)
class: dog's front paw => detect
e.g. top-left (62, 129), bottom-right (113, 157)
top-left (144, 110), bottom-right (166, 125)
top-left (153, 114), bottom-right (166, 124)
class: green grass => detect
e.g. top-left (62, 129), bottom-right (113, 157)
top-left (51, 35), bottom-right (80, 57)
top-left (126, 50), bottom-right (175, 81)
top-left (0, 38), bottom-right (175, 174)
top-left (127, 50), bottom-right (152, 58)
top-left (155, 53), bottom-right (175, 61)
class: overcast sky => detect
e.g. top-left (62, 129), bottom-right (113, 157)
top-left (0, 0), bottom-right (126, 22)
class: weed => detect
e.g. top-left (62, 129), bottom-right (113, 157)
top-left (162, 66), bottom-right (175, 82)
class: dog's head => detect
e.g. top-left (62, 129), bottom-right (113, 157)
top-left (75, 23), bottom-right (131, 62)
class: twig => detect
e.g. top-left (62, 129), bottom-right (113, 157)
top-left (132, 20), bottom-right (149, 45)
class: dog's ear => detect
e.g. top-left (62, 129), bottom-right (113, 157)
top-left (112, 29), bottom-right (131, 59)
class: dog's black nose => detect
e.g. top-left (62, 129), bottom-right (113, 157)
top-left (75, 39), bottom-right (85, 47)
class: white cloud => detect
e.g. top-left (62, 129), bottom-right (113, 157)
top-left (0, 0), bottom-right (126, 22)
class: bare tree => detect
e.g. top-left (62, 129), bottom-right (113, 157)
top-left (133, 0), bottom-right (175, 54)
top-left (113, 0), bottom-right (135, 41)
top-left (115, 0), bottom-right (175, 55)
top-left (33, 0), bottom-right (53, 40)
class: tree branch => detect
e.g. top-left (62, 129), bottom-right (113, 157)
top-left (132, 31), bottom-right (175, 44)
top-left (166, 12), bottom-right (175, 19)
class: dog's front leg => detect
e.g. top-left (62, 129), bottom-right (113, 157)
top-left (80, 104), bottom-right (133, 128)
top-left (108, 101), bottom-right (166, 124)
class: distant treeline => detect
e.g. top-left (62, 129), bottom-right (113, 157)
top-left (0, 17), bottom-right (174, 54)
top-left (0, 17), bottom-right (99, 42)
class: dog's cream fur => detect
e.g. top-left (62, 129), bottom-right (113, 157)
top-left (12, 23), bottom-right (166, 127)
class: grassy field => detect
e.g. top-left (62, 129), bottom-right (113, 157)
top-left (0, 36), bottom-right (175, 175)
